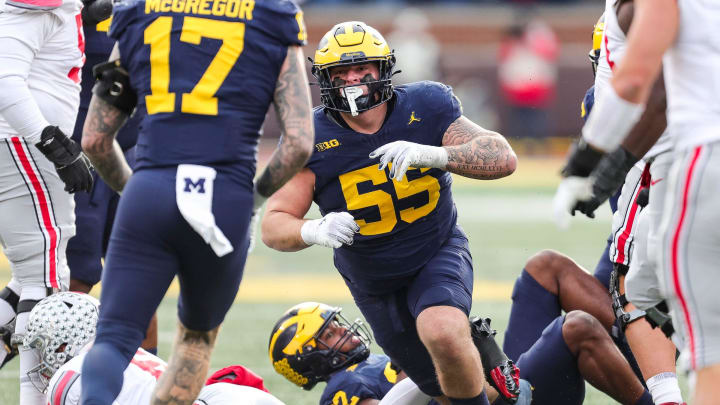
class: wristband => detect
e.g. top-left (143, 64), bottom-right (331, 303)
top-left (582, 85), bottom-right (644, 152)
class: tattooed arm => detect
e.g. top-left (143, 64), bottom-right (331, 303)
top-left (442, 116), bottom-right (517, 180)
top-left (81, 44), bottom-right (132, 193)
top-left (254, 45), bottom-right (314, 200)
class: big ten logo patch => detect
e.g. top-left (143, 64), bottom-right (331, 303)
top-left (315, 139), bottom-right (340, 152)
top-left (183, 177), bottom-right (206, 193)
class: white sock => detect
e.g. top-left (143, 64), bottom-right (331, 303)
top-left (646, 372), bottom-right (683, 404)
top-left (17, 287), bottom-right (49, 404)
top-left (17, 312), bottom-right (45, 404)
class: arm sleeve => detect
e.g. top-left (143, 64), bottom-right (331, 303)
top-left (377, 378), bottom-right (431, 405)
top-left (0, 13), bottom-right (54, 144)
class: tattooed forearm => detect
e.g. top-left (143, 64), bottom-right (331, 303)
top-left (151, 325), bottom-right (219, 405)
top-left (257, 45), bottom-right (314, 198)
top-left (82, 95), bottom-right (132, 192)
top-left (442, 116), bottom-right (517, 180)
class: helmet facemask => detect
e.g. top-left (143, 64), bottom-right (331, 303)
top-left (313, 57), bottom-right (396, 116)
top-left (24, 335), bottom-right (79, 393)
top-left (310, 311), bottom-right (372, 373)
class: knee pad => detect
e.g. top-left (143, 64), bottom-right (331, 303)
top-left (644, 301), bottom-right (675, 339)
top-left (609, 264), bottom-right (646, 334)
top-left (470, 317), bottom-right (520, 403)
top-left (13, 286), bottom-right (50, 340)
top-left (0, 287), bottom-right (20, 313)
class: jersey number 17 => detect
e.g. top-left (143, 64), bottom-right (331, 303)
top-left (144, 16), bottom-right (244, 116)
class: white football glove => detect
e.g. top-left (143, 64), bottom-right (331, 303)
top-left (300, 212), bottom-right (360, 249)
top-left (369, 141), bottom-right (448, 181)
top-left (552, 176), bottom-right (593, 230)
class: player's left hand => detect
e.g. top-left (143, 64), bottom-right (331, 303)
top-left (553, 176), bottom-right (593, 229)
top-left (369, 141), bottom-right (448, 181)
top-left (35, 126), bottom-right (94, 193)
top-left (553, 138), bottom-right (605, 228)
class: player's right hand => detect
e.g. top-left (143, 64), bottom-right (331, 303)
top-left (300, 212), bottom-right (359, 249)
top-left (35, 126), bottom-right (94, 193)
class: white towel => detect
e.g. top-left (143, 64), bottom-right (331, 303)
top-left (176, 164), bottom-right (233, 257)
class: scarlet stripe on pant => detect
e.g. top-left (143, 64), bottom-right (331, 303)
top-left (6, 137), bottom-right (61, 289)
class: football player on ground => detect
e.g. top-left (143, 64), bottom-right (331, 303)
top-left (21, 292), bottom-right (285, 405)
top-left (270, 291), bottom-right (653, 405)
top-left (77, 0), bottom-right (316, 403)
top-left (261, 21), bottom-right (517, 405)
top-left (0, 0), bottom-right (94, 402)
top-left (268, 302), bottom-right (530, 405)
top-left (557, 3), bottom-right (685, 404)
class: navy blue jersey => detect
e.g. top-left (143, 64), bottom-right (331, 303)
top-left (108, 0), bottom-right (306, 170)
top-left (307, 81), bottom-right (463, 282)
top-left (73, 18), bottom-right (139, 150)
top-left (320, 354), bottom-right (398, 405)
top-left (85, 18), bottom-right (115, 57)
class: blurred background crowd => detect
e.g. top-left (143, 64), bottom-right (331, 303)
top-left (260, 2), bottom-right (603, 156)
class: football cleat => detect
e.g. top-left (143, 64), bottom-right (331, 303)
top-left (470, 317), bottom-right (521, 403)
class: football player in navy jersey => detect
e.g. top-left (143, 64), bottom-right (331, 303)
top-left (77, 0), bottom-right (315, 404)
top-left (262, 22), bottom-right (517, 405)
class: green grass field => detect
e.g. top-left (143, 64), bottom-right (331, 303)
top-left (0, 158), bottom-right (688, 404)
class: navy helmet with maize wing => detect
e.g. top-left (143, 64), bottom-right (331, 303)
top-left (268, 302), bottom-right (371, 390)
top-left (311, 21), bottom-right (396, 116)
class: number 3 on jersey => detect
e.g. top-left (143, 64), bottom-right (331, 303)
top-left (339, 165), bottom-right (440, 236)
top-left (144, 16), bottom-right (244, 115)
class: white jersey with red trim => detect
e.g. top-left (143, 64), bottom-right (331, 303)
top-left (194, 383), bottom-right (286, 405)
top-left (46, 348), bottom-right (166, 405)
top-left (663, 1), bottom-right (720, 151)
top-left (0, 0), bottom-right (84, 141)
top-left (596, 0), bottom-right (671, 159)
